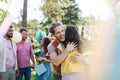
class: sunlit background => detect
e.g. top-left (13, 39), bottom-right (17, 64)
top-left (0, 0), bottom-right (119, 80)
top-left (0, 0), bottom-right (113, 21)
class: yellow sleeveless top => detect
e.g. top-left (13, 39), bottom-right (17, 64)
top-left (61, 46), bottom-right (85, 75)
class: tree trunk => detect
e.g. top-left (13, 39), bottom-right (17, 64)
top-left (22, 0), bottom-right (27, 27)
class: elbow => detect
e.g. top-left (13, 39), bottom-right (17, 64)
top-left (52, 60), bottom-right (61, 67)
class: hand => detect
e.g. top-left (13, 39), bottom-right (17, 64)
top-left (66, 42), bottom-right (77, 52)
top-left (70, 53), bottom-right (85, 63)
top-left (43, 58), bottom-right (47, 61)
top-left (44, 58), bottom-right (51, 62)
top-left (37, 57), bottom-right (45, 61)
top-left (16, 70), bottom-right (19, 76)
top-left (31, 63), bottom-right (35, 68)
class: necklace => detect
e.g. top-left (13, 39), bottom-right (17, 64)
top-left (7, 40), bottom-right (13, 50)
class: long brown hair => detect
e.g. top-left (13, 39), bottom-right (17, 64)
top-left (43, 37), bottom-right (51, 54)
top-left (64, 25), bottom-right (82, 53)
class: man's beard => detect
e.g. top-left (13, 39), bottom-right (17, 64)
top-left (7, 35), bottom-right (13, 38)
top-left (22, 37), bottom-right (27, 41)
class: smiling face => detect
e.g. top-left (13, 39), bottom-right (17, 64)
top-left (6, 27), bottom-right (13, 38)
top-left (20, 28), bottom-right (28, 41)
top-left (53, 26), bottom-right (65, 42)
top-left (21, 30), bottom-right (27, 41)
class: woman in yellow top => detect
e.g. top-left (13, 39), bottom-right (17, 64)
top-left (57, 25), bottom-right (86, 80)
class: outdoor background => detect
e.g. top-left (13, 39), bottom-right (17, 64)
top-left (1, 0), bottom-right (120, 80)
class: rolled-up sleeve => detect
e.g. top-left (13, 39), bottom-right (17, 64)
top-left (0, 14), bottom-right (13, 37)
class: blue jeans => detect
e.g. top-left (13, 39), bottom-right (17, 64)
top-left (16, 66), bottom-right (31, 80)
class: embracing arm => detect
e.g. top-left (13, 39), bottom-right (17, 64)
top-left (47, 44), bottom-right (68, 66)
top-left (47, 42), bottom-right (76, 66)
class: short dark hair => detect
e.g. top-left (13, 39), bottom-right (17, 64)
top-left (49, 22), bottom-right (62, 34)
top-left (20, 28), bottom-right (27, 33)
top-left (10, 26), bottom-right (13, 28)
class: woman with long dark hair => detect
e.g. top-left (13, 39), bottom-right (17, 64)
top-left (58, 25), bottom-right (86, 80)
top-left (35, 37), bottom-right (52, 80)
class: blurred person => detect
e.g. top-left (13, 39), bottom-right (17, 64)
top-left (16, 28), bottom-right (35, 80)
top-left (47, 22), bottom-right (76, 80)
top-left (35, 37), bottom-right (52, 80)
